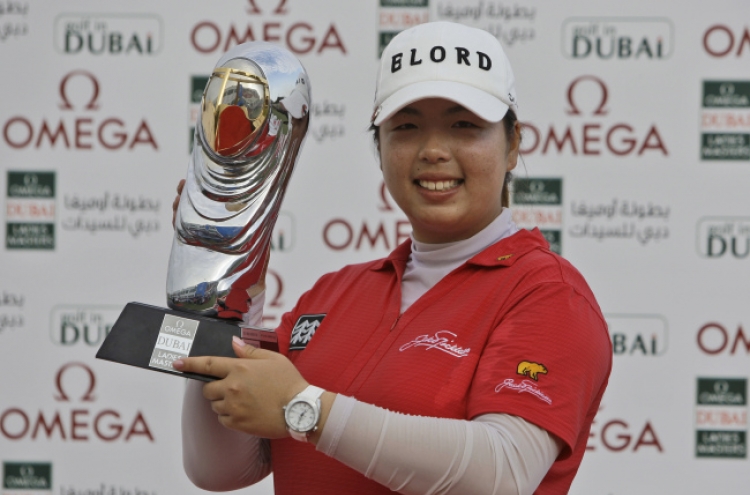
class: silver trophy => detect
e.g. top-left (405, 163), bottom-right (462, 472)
top-left (96, 42), bottom-right (307, 378)
top-left (168, 42), bottom-right (310, 320)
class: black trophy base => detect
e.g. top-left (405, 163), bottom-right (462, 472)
top-left (96, 302), bottom-right (279, 382)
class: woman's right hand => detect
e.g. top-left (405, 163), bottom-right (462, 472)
top-left (172, 179), bottom-right (186, 229)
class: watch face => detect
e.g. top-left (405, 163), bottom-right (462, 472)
top-left (286, 400), bottom-right (317, 432)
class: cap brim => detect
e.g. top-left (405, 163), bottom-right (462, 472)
top-left (373, 80), bottom-right (509, 125)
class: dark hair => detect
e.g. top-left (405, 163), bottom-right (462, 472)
top-left (369, 108), bottom-right (521, 208)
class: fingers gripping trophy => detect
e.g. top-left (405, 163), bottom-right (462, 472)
top-left (169, 42), bottom-right (310, 320)
top-left (97, 42), bottom-right (309, 378)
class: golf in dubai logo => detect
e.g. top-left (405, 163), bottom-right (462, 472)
top-left (6, 171), bottom-right (55, 250)
top-left (695, 377), bottom-right (747, 458)
top-left (700, 81), bottom-right (750, 160)
top-left (510, 177), bottom-right (563, 254)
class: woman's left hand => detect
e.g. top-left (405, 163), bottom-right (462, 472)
top-left (173, 337), bottom-right (309, 439)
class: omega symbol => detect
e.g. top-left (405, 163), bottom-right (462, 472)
top-left (714, 380), bottom-right (730, 394)
top-left (23, 173), bottom-right (38, 186)
top-left (719, 83), bottom-right (735, 96)
top-left (54, 362), bottom-right (96, 402)
top-left (529, 180), bottom-right (545, 193)
top-left (19, 465), bottom-right (35, 477)
top-left (58, 70), bottom-right (100, 111)
top-left (566, 75), bottom-right (609, 116)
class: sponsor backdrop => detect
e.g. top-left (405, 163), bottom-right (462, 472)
top-left (1, 0), bottom-right (748, 493)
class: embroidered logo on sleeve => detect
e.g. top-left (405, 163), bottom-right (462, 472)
top-left (289, 314), bottom-right (325, 351)
top-left (495, 379), bottom-right (552, 405)
top-left (516, 361), bottom-right (548, 381)
top-left (495, 361), bottom-right (552, 404)
top-left (399, 330), bottom-right (471, 358)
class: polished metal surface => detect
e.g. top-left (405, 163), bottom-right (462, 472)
top-left (167, 42), bottom-right (310, 318)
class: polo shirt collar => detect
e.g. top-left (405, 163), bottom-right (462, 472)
top-left (372, 228), bottom-right (549, 272)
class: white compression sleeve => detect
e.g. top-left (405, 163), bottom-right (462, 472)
top-left (317, 395), bottom-right (561, 495)
top-left (182, 291), bottom-right (271, 491)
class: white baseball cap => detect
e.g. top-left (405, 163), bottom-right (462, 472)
top-left (372, 21), bottom-right (518, 125)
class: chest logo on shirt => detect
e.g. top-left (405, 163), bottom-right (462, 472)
top-left (289, 314), bottom-right (326, 351)
top-left (399, 331), bottom-right (471, 358)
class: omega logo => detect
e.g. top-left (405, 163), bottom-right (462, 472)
top-left (2, 71), bottom-right (158, 151)
top-left (521, 75), bottom-right (667, 157)
top-left (0, 362), bottom-right (154, 442)
top-left (190, 0), bottom-right (346, 56)
top-left (703, 25), bottom-right (750, 57)
top-left (566, 75), bottom-right (608, 116)
top-left (55, 362), bottom-right (96, 402)
top-left (59, 70), bottom-right (100, 110)
top-left (323, 181), bottom-right (410, 252)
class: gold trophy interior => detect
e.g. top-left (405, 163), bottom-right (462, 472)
top-left (202, 62), bottom-right (270, 159)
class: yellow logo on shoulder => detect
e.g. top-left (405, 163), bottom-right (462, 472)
top-left (517, 361), bottom-right (548, 381)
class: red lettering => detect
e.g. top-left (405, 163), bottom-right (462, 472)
top-left (703, 25), bottom-right (734, 57)
top-left (738, 28), bottom-right (750, 56)
top-left (542, 126), bottom-right (577, 154)
top-left (75, 118), bottom-right (93, 149)
top-left (191, 22), bottom-right (221, 53)
top-left (125, 411), bottom-right (154, 441)
top-left (6, 204), bottom-right (22, 215)
top-left (637, 126), bottom-right (668, 155)
top-left (582, 124), bottom-right (600, 155)
top-left (3, 117), bottom-right (33, 148)
top-left (129, 120), bottom-right (159, 150)
top-left (287, 22), bottom-right (315, 54)
top-left (697, 322), bottom-right (728, 355)
top-left (356, 221), bottom-right (389, 250)
top-left (0, 408), bottom-right (153, 442)
top-left (274, 0), bottom-right (288, 14)
top-left (31, 411), bottom-right (66, 440)
top-left (606, 124), bottom-right (636, 155)
top-left (601, 420), bottom-right (630, 451)
top-left (71, 409), bottom-right (88, 440)
top-left (730, 325), bottom-right (750, 354)
top-left (94, 409), bottom-right (123, 441)
top-left (0, 408), bottom-right (29, 439)
top-left (36, 120), bottom-right (70, 148)
top-left (318, 23), bottom-right (347, 54)
top-left (225, 24), bottom-right (257, 52)
top-left (323, 219), bottom-right (353, 250)
top-left (633, 421), bottom-right (663, 452)
top-left (98, 118), bottom-right (127, 150)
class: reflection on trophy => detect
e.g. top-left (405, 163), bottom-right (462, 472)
top-left (168, 42), bottom-right (310, 320)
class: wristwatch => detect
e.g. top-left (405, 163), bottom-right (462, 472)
top-left (283, 385), bottom-right (326, 442)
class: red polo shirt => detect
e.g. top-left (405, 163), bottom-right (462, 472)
top-left (271, 229), bottom-right (611, 494)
